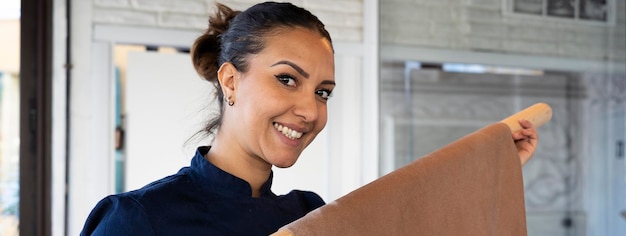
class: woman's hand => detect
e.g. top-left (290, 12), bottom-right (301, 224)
top-left (512, 119), bottom-right (538, 166)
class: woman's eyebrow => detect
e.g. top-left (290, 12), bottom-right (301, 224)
top-left (271, 60), bottom-right (309, 78)
top-left (321, 80), bottom-right (336, 86)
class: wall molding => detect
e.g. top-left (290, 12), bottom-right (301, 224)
top-left (381, 45), bottom-right (626, 74)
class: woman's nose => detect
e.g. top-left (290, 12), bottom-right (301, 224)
top-left (292, 94), bottom-right (319, 123)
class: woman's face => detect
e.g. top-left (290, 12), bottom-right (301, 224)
top-left (227, 27), bottom-right (335, 168)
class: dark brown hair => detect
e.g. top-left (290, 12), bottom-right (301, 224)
top-left (191, 1), bottom-right (333, 136)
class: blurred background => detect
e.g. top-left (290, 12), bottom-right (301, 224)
top-left (2, 0), bottom-right (624, 235)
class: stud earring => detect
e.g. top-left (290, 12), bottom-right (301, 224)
top-left (225, 96), bottom-right (234, 106)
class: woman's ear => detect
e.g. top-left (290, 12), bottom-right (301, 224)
top-left (217, 62), bottom-right (238, 98)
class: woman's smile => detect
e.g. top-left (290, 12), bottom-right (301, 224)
top-left (273, 122), bottom-right (304, 140)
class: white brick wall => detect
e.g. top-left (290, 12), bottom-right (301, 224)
top-left (93, 7), bottom-right (158, 26)
top-left (91, 0), bottom-right (624, 61)
top-left (381, 0), bottom-right (626, 62)
top-left (92, 0), bottom-right (364, 42)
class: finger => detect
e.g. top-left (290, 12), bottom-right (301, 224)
top-left (512, 132), bottom-right (526, 140)
top-left (512, 129), bottom-right (535, 140)
top-left (518, 119), bottom-right (534, 129)
top-left (521, 129), bottom-right (538, 139)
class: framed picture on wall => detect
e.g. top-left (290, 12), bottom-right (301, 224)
top-left (513, 0), bottom-right (543, 15)
top-left (547, 0), bottom-right (576, 18)
top-left (508, 0), bottom-right (612, 23)
top-left (579, 0), bottom-right (608, 21)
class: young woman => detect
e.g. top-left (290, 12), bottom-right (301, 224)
top-left (81, 2), bottom-right (334, 235)
top-left (81, 2), bottom-right (537, 235)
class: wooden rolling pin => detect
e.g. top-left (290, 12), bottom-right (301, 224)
top-left (500, 102), bottom-right (553, 133)
top-left (501, 102), bottom-right (553, 166)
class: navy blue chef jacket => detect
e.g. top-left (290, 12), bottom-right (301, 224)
top-left (81, 146), bottom-right (325, 235)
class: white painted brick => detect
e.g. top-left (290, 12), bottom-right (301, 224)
top-left (458, 21), bottom-right (471, 34)
top-left (502, 16), bottom-right (558, 28)
top-left (93, 7), bottom-right (158, 25)
top-left (379, 29), bottom-right (402, 44)
top-left (220, 0), bottom-right (290, 5)
top-left (380, 18), bottom-right (430, 34)
top-left (209, 1), bottom-right (342, 15)
top-left (218, 0), bottom-right (305, 9)
top-left (545, 21), bottom-right (597, 31)
top-left (211, 2), bottom-right (254, 12)
top-left (613, 23), bottom-right (625, 39)
top-left (431, 22), bottom-right (466, 37)
top-left (131, 0), bottom-right (208, 14)
top-left (428, 6), bottom-right (464, 23)
top-left (207, 0), bottom-right (326, 15)
top-left (94, 0), bottom-right (130, 8)
top-left (87, 0), bottom-right (622, 62)
top-left (468, 22), bottom-right (506, 37)
top-left (382, 29), bottom-right (451, 48)
top-left (215, 0), bottom-right (307, 11)
top-left (466, 0), bottom-right (500, 6)
top-left (464, 7), bottom-right (502, 23)
top-left (327, 26), bottom-right (361, 42)
top-left (315, 10), bottom-right (362, 28)
top-left (555, 29), bottom-right (578, 43)
top-left (614, 34), bottom-right (626, 49)
top-left (381, 2), bottom-right (431, 22)
top-left (617, 2), bottom-right (626, 19)
top-left (502, 39), bottom-right (558, 56)
top-left (557, 42), bottom-right (606, 60)
top-left (415, 36), bottom-right (453, 48)
top-left (611, 49), bottom-right (625, 61)
top-left (466, 0), bottom-right (501, 10)
top-left (160, 12), bottom-right (208, 29)
top-left (574, 32), bottom-right (609, 46)
top-left (409, 22), bottom-right (434, 35)
top-left (506, 26), bottom-right (563, 42)
top-left (303, 0), bottom-right (362, 14)
top-left (221, 0), bottom-right (268, 3)
top-left (574, 26), bottom-right (613, 36)
top-left (413, 0), bottom-right (464, 7)
top-left (279, 0), bottom-right (307, 5)
top-left (380, 13), bottom-right (430, 29)
top-left (459, 36), bottom-right (503, 51)
top-left (616, 13), bottom-right (625, 26)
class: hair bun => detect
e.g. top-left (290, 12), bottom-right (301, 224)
top-left (191, 3), bottom-right (240, 83)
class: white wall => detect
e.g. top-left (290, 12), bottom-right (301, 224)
top-left (92, 0), bottom-right (363, 42)
top-left (381, 0), bottom-right (625, 62)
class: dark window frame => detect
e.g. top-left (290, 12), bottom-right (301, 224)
top-left (19, 0), bottom-right (53, 235)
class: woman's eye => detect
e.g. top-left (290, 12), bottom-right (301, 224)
top-left (316, 89), bottom-right (332, 100)
top-left (276, 74), bottom-right (296, 87)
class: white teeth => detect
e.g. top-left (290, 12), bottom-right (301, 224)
top-left (274, 123), bottom-right (304, 140)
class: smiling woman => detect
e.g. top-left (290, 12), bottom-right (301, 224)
top-left (81, 2), bottom-right (335, 235)
top-left (80, 1), bottom-right (539, 235)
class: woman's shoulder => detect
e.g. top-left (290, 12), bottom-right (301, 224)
top-left (80, 193), bottom-right (155, 235)
top-left (120, 168), bottom-right (205, 208)
top-left (80, 170), bottom-right (202, 235)
top-left (282, 190), bottom-right (326, 212)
